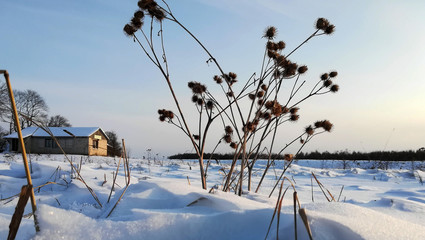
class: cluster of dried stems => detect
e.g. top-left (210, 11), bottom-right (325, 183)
top-left (124, 0), bottom-right (340, 196)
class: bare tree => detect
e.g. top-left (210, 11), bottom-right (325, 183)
top-left (0, 125), bottom-right (7, 152)
top-left (47, 115), bottom-right (72, 127)
top-left (106, 131), bottom-right (122, 157)
top-left (14, 89), bottom-right (49, 129)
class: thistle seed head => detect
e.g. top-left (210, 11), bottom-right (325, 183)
top-left (191, 95), bottom-right (199, 103)
top-left (324, 79), bottom-right (333, 87)
top-left (257, 90), bottom-right (265, 98)
top-left (321, 73), bottom-right (329, 80)
top-left (325, 25), bottom-right (335, 34)
top-left (134, 10), bottom-right (145, 19)
top-left (305, 125), bottom-right (314, 135)
top-left (264, 26), bottom-right (277, 39)
top-left (225, 126), bottom-right (233, 135)
top-left (329, 71), bottom-right (338, 78)
top-left (123, 24), bottom-right (136, 36)
top-left (298, 65), bottom-right (308, 74)
top-left (224, 134), bottom-right (232, 143)
top-left (289, 107), bottom-right (299, 114)
top-left (284, 154), bottom-right (293, 161)
top-left (277, 41), bottom-right (286, 50)
top-left (330, 84), bottom-right (339, 92)
top-left (316, 18), bottom-right (330, 30)
top-left (290, 114), bottom-right (299, 121)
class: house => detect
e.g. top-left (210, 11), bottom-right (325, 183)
top-left (3, 127), bottom-right (109, 156)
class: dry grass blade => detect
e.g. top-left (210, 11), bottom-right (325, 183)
top-left (311, 172), bottom-right (335, 202)
top-left (106, 139), bottom-right (131, 218)
top-left (107, 155), bottom-right (122, 203)
top-left (298, 208), bottom-right (313, 240)
top-left (337, 185), bottom-right (344, 202)
top-left (265, 178), bottom-right (287, 240)
top-left (293, 191), bottom-right (298, 240)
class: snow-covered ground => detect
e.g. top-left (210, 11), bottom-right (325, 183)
top-left (0, 154), bottom-right (424, 239)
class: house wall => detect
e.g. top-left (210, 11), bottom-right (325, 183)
top-left (11, 137), bottom-right (90, 155)
top-left (25, 137), bottom-right (89, 155)
top-left (88, 130), bottom-right (107, 156)
top-left (7, 130), bottom-right (108, 156)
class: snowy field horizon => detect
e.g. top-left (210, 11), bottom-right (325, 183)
top-left (1, 154), bottom-right (424, 239)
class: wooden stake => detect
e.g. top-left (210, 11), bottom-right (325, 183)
top-left (2, 70), bottom-right (39, 232)
top-left (8, 185), bottom-right (32, 240)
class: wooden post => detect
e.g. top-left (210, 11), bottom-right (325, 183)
top-left (8, 185), bottom-right (32, 240)
top-left (1, 70), bottom-right (39, 232)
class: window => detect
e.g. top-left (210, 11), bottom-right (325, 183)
top-left (93, 139), bottom-right (99, 149)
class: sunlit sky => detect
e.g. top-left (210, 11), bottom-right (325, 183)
top-left (1, 0), bottom-right (425, 158)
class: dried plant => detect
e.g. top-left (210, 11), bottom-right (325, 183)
top-left (124, 1), bottom-right (340, 195)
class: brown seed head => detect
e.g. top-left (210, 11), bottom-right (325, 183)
top-left (193, 134), bottom-right (200, 140)
top-left (290, 114), bottom-right (299, 121)
top-left (224, 134), bottom-right (232, 143)
top-left (227, 91), bottom-right (234, 97)
top-left (289, 107), bottom-right (299, 114)
top-left (123, 24), bottom-right (136, 36)
top-left (330, 84), bottom-right (339, 92)
top-left (265, 100), bottom-right (274, 109)
top-left (305, 125), bottom-right (314, 136)
top-left (138, 0), bottom-right (158, 11)
top-left (257, 90), bottom-right (264, 98)
top-left (158, 109), bottom-right (165, 115)
top-left (314, 121), bottom-right (323, 128)
top-left (206, 100), bottom-right (214, 109)
top-left (264, 112), bottom-right (272, 120)
top-left (316, 18), bottom-right (330, 30)
top-left (329, 71), bottom-right (338, 78)
top-left (298, 65), bottom-right (308, 74)
top-left (273, 69), bottom-right (282, 79)
top-left (131, 17), bottom-right (143, 29)
top-left (191, 95), bottom-right (198, 103)
top-left (321, 120), bottom-right (333, 131)
top-left (284, 154), bottom-right (293, 161)
top-left (325, 25), bottom-right (335, 34)
top-left (284, 63), bottom-right (298, 77)
top-left (229, 72), bottom-right (237, 79)
top-left (213, 75), bottom-right (223, 84)
top-left (225, 126), bottom-right (233, 135)
top-left (282, 106), bottom-right (289, 114)
top-left (267, 50), bottom-right (278, 59)
top-left (271, 104), bottom-right (283, 116)
top-left (266, 41), bottom-right (274, 51)
top-left (159, 115), bottom-right (166, 122)
top-left (264, 26), bottom-right (277, 39)
top-left (323, 79), bottom-right (333, 87)
top-left (321, 73), bottom-right (329, 80)
top-left (248, 93), bottom-right (255, 100)
top-left (257, 99), bottom-right (264, 105)
top-left (277, 41), bottom-right (286, 50)
top-left (230, 142), bottom-right (238, 149)
top-left (261, 84), bottom-right (268, 91)
top-left (197, 99), bottom-right (203, 105)
top-left (134, 10), bottom-right (145, 19)
top-left (300, 138), bottom-right (305, 144)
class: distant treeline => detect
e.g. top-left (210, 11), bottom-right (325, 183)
top-left (169, 148), bottom-right (425, 161)
top-left (168, 153), bottom-right (285, 160)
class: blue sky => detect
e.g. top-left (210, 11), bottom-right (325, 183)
top-left (1, 0), bottom-right (424, 157)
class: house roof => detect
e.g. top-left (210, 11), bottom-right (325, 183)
top-left (3, 127), bottom-right (109, 139)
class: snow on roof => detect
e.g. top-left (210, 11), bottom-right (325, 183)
top-left (3, 127), bottom-right (108, 139)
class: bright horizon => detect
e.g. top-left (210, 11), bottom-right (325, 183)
top-left (1, 0), bottom-right (425, 158)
